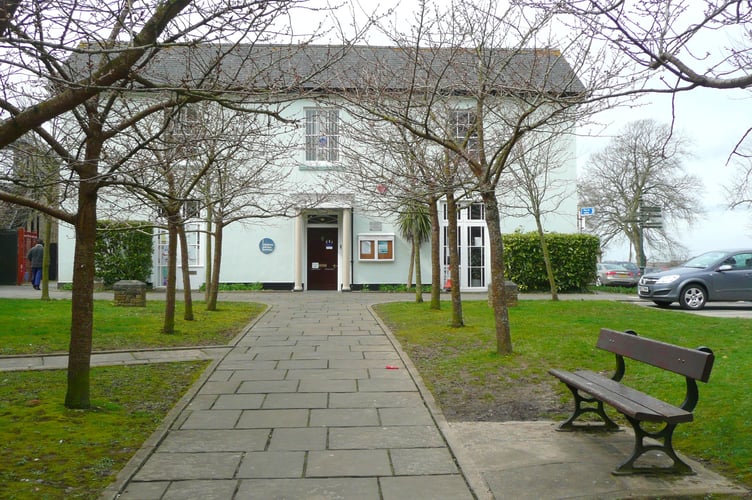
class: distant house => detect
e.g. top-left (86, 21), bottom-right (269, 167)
top-left (56, 44), bottom-right (583, 291)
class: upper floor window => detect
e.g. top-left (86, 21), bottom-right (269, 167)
top-left (166, 105), bottom-right (201, 157)
top-left (306, 108), bottom-right (339, 162)
top-left (449, 109), bottom-right (478, 158)
top-left (183, 199), bottom-right (201, 219)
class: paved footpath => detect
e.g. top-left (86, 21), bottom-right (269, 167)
top-left (2, 287), bottom-right (749, 499)
top-left (105, 292), bottom-right (477, 499)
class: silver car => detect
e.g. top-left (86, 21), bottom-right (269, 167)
top-left (638, 249), bottom-right (752, 310)
top-left (595, 262), bottom-right (638, 287)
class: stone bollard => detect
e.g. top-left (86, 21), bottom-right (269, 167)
top-left (488, 280), bottom-right (518, 307)
top-left (113, 280), bottom-right (147, 307)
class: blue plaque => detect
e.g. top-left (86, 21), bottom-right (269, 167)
top-left (259, 238), bottom-right (275, 254)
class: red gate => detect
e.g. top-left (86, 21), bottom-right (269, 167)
top-left (17, 228), bottom-right (38, 285)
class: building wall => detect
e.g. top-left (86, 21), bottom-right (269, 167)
top-left (55, 97), bottom-right (579, 291)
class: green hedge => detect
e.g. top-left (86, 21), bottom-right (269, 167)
top-left (95, 221), bottom-right (153, 286)
top-left (503, 232), bottom-right (599, 292)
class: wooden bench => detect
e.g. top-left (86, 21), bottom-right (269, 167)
top-left (549, 328), bottom-right (714, 475)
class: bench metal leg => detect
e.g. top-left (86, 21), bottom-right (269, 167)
top-left (556, 385), bottom-right (620, 432)
top-left (613, 416), bottom-right (694, 475)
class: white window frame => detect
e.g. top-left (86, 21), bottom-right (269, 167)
top-left (450, 109), bottom-right (478, 158)
top-left (305, 108), bottom-right (340, 163)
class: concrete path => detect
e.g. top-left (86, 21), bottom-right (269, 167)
top-left (1, 287), bottom-right (749, 499)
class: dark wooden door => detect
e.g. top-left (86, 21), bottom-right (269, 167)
top-left (307, 227), bottom-right (338, 290)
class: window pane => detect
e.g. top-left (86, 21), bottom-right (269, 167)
top-left (306, 108), bottom-right (339, 162)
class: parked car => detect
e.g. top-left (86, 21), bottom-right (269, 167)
top-left (638, 249), bottom-right (752, 310)
top-left (595, 262), bottom-right (639, 287)
top-left (642, 266), bottom-right (666, 275)
top-left (603, 260), bottom-right (641, 279)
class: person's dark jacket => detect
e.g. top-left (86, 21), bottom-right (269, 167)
top-left (28, 244), bottom-right (44, 268)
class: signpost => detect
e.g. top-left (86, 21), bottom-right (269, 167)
top-left (636, 204), bottom-right (663, 272)
top-left (578, 207), bottom-right (594, 232)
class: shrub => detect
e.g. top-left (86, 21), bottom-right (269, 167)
top-left (503, 232), bottom-right (599, 292)
top-left (95, 221), bottom-right (153, 285)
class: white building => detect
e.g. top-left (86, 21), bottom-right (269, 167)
top-left (57, 45), bottom-right (582, 292)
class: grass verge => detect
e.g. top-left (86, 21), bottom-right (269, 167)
top-left (0, 300), bottom-right (265, 355)
top-left (375, 299), bottom-right (752, 488)
top-left (0, 361), bottom-right (208, 499)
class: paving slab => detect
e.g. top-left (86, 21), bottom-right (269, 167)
top-left (446, 420), bottom-right (750, 499)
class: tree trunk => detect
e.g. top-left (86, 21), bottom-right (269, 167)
top-left (65, 161), bottom-right (99, 409)
top-left (481, 190), bottom-right (512, 354)
top-left (414, 240), bottom-right (423, 303)
top-left (406, 238), bottom-right (415, 289)
top-left (446, 191), bottom-right (463, 327)
top-left (204, 208), bottom-right (212, 303)
top-left (162, 217), bottom-right (178, 333)
top-left (207, 220), bottom-right (224, 311)
top-left (535, 214), bottom-right (559, 301)
top-left (177, 222), bottom-right (194, 320)
top-left (429, 197), bottom-right (441, 310)
top-left (41, 216), bottom-right (51, 301)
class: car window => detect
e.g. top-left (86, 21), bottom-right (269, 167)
top-left (729, 253), bottom-right (752, 270)
top-left (683, 251), bottom-right (728, 268)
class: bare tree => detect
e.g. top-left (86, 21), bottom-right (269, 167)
top-left (2, 139), bottom-right (58, 298)
top-left (544, 0), bottom-right (752, 91)
top-left (534, 0), bottom-right (752, 157)
top-left (501, 133), bottom-right (576, 300)
top-left (338, 113), bottom-right (462, 312)
top-left (0, 1), bottom-right (313, 409)
top-left (334, 0), bottom-right (614, 353)
top-left (121, 103), bottom-right (214, 332)
top-left (191, 105), bottom-right (320, 311)
top-left (725, 140), bottom-right (752, 215)
top-left (579, 119), bottom-right (702, 262)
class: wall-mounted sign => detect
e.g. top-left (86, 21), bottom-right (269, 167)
top-left (358, 234), bottom-right (395, 261)
top-left (259, 238), bottom-right (276, 254)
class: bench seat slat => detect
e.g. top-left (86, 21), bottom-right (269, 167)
top-left (549, 368), bottom-right (693, 424)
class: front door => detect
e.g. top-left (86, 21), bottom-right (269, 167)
top-left (307, 227), bottom-right (338, 290)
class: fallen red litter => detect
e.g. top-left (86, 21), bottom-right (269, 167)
top-left (385, 365), bottom-right (399, 370)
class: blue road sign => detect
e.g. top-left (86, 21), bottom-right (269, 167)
top-left (579, 207), bottom-right (594, 216)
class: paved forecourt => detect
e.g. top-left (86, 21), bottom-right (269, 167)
top-left (106, 292), bottom-right (475, 499)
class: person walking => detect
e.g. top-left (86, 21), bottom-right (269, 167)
top-left (27, 239), bottom-right (44, 290)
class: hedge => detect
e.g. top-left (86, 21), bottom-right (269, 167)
top-left (503, 232), bottom-right (599, 292)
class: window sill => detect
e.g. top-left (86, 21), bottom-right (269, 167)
top-left (299, 163), bottom-right (342, 171)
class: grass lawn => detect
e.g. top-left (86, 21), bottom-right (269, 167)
top-left (0, 298), bottom-right (265, 499)
top-left (0, 299), bottom-right (265, 355)
top-left (0, 362), bottom-right (208, 499)
top-left (375, 299), bottom-right (752, 488)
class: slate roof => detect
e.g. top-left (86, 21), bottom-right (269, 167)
top-left (69, 44), bottom-right (585, 96)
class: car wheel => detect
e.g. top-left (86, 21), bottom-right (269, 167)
top-left (653, 301), bottom-right (671, 308)
top-left (679, 285), bottom-right (707, 310)
top-left (595, 277), bottom-right (603, 286)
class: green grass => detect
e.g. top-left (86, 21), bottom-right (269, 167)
top-left (0, 299), bottom-right (265, 355)
top-left (375, 299), bottom-right (752, 488)
top-left (0, 361), bottom-right (209, 499)
top-left (0, 298), bottom-right (265, 499)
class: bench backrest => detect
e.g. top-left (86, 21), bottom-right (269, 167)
top-left (596, 328), bottom-right (714, 382)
